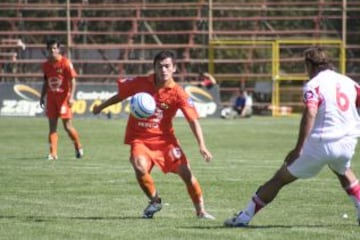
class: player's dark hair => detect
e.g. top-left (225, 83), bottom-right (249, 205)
top-left (304, 46), bottom-right (334, 71)
top-left (46, 39), bottom-right (61, 48)
top-left (153, 50), bottom-right (176, 66)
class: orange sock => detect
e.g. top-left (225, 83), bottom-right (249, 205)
top-left (49, 132), bottom-right (58, 156)
top-left (137, 173), bottom-right (157, 200)
top-left (186, 178), bottom-right (204, 214)
top-left (68, 127), bottom-right (82, 149)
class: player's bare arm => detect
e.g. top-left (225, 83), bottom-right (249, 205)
top-left (40, 75), bottom-right (48, 109)
top-left (68, 78), bottom-right (76, 107)
top-left (92, 94), bottom-right (121, 115)
top-left (188, 120), bottom-right (213, 162)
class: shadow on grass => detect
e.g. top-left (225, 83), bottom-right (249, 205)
top-left (0, 215), bottom-right (353, 229)
top-left (181, 223), bottom-right (351, 229)
top-left (7, 156), bottom-right (46, 161)
top-left (0, 215), bottom-right (141, 222)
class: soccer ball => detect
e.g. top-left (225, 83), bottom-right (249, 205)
top-left (130, 92), bottom-right (156, 119)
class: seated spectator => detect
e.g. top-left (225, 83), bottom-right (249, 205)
top-left (233, 89), bottom-right (253, 117)
top-left (221, 89), bottom-right (253, 119)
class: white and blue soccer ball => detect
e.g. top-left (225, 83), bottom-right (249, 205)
top-left (130, 92), bottom-right (156, 119)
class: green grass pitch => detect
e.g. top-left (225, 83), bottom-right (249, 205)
top-left (0, 116), bottom-right (359, 239)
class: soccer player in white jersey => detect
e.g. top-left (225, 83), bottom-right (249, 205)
top-left (224, 47), bottom-right (360, 227)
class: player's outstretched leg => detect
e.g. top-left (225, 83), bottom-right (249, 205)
top-left (224, 164), bottom-right (297, 227)
top-left (224, 194), bottom-right (265, 227)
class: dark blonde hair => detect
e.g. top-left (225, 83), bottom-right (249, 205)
top-left (304, 46), bottom-right (334, 71)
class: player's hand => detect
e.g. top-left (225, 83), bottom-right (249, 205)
top-left (40, 98), bottom-right (45, 109)
top-left (200, 146), bottom-right (213, 162)
top-left (92, 104), bottom-right (101, 115)
top-left (284, 148), bottom-right (301, 166)
top-left (68, 97), bottom-right (75, 107)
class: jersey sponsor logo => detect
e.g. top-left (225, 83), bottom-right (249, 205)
top-left (48, 77), bottom-right (63, 92)
top-left (137, 121), bottom-right (159, 128)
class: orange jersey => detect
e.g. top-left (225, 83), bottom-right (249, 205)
top-left (42, 56), bottom-right (77, 96)
top-left (117, 74), bottom-right (198, 144)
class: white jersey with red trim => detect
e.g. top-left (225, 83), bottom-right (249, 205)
top-left (303, 69), bottom-right (360, 141)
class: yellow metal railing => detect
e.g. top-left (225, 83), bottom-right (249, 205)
top-left (209, 39), bottom-right (345, 116)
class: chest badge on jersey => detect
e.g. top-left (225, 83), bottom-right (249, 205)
top-left (160, 102), bottom-right (169, 110)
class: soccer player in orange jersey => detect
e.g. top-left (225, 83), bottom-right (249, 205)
top-left (40, 39), bottom-right (83, 160)
top-left (93, 50), bottom-right (214, 219)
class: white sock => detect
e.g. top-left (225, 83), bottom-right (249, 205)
top-left (243, 194), bottom-right (266, 218)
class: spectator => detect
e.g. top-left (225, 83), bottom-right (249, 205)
top-left (233, 89), bottom-right (253, 117)
top-left (221, 89), bottom-right (253, 119)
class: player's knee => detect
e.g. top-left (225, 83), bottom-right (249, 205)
top-left (177, 165), bottom-right (193, 183)
top-left (130, 156), bottom-right (148, 173)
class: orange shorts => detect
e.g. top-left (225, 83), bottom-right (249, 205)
top-left (46, 95), bottom-right (72, 119)
top-left (130, 138), bottom-right (189, 174)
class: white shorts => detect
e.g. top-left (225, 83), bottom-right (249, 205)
top-left (287, 137), bottom-right (357, 179)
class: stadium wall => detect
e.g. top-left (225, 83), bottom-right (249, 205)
top-left (0, 82), bottom-right (221, 118)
